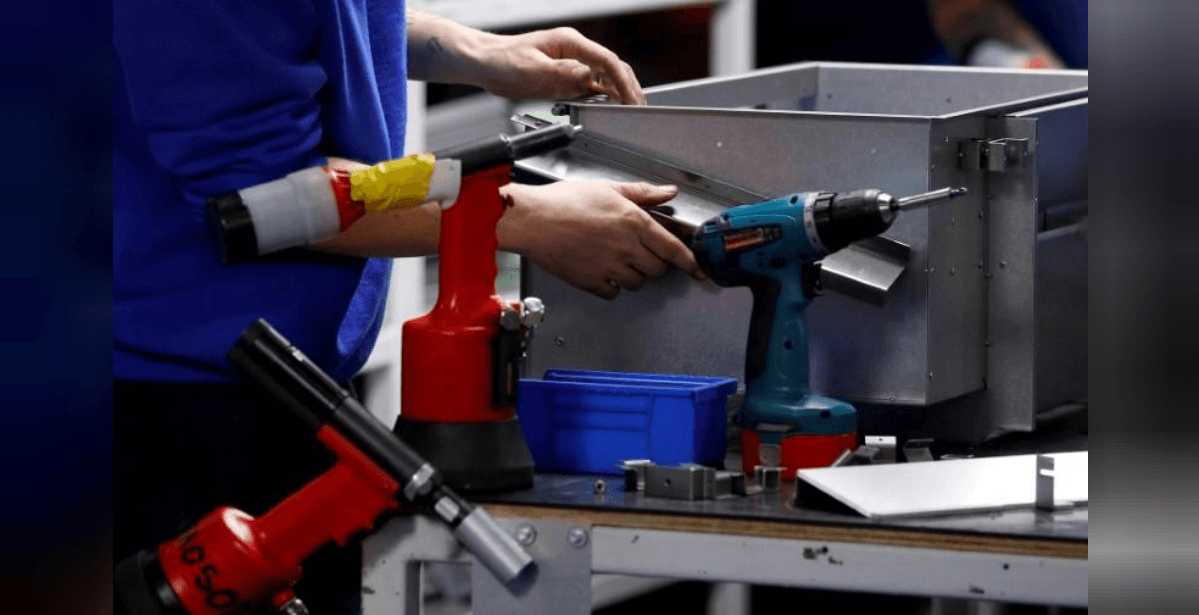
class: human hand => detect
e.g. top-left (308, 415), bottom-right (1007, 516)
top-left (470, 27), bottom-right (646, 104)
top-left (498, 180), bottom-right (706, 299)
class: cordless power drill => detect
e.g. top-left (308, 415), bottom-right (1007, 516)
top-left (655, 187), bottom-right (966, 477)
top-left (114, 320), bottom-right (534, 615)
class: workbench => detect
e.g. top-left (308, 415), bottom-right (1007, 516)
top-left (361, 447), bottom-right (1088, 614)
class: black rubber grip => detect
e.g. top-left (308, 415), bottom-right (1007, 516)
top-left (207, 192), bottom-right (259, 265)
top-left (433, 124), bottom-right (574, 175)
top-left (229, 319), bottom-right (435, 491)
top-left (114, 550), bottom-right (187, 615)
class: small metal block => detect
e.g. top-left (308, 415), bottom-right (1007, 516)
top-left (515, 524), bottom-right (537, 546)
top-left (621, 459), bottom-right (653, 491)
top-left (863, 436), bottom-right (897, 463)
top-left (902, 438), bottom-right (936, 463)
top-left (754, 465), bottom-right (782, 492)
top-left (1035, 455), bottom-right (1073, 511)
top-left (842, 445), bottom-right (881, 466)
top-left (567, 526), bottom-right (589, 548)
top-left (714, 471), bottom-right (745, 498)
top-left (645, 463), bottom-right (715, 500)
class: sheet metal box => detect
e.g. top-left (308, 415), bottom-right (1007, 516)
top-left (518, 63), bottom-right (1087, 441)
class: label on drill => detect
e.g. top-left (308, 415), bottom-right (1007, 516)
top-left (722, 226), bottom-right (781, 253)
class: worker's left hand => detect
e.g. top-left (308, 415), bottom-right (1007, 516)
top-left (470, 27), bottom-right (646, 105)
top-left (498, 180), bottom-right (705, 299)
top-left (407, 11), bottom-right (645, 105)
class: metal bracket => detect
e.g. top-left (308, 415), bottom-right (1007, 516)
top-left (818, 235), bottom-right (913, 306)
top-left (958, 138), bottom-right (1029, 172)
top-left (645, 463), bottom-right (716, 500)
top-left (362, 515), bottom-right (592, 615)
top-left (511, 113), bottom-right (554, 131)
top-left (473, 520), bottom-right (593, 615)
top-left (863, 435), bottom-right (898, 463)
top-left (628, 461), bottom-right (750, 500)
top-left (902, 438), bottom-right (936, 463)
top-left (1034, 455), bottom-right (1074, 511)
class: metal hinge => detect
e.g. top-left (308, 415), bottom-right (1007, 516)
top-left (959, 138), bottom-right (1028, 172)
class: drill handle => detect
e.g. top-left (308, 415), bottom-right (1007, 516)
top-left (743, 277), bottom-right (812, 397)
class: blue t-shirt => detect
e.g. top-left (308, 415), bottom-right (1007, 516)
top-left (114, 0), bottom-right (408, 383)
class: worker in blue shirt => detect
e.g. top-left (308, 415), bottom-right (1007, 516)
top-left (114, 3), bottom-right (704, 613)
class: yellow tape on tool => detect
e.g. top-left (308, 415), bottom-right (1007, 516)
top-left (349, 153), bottom-right (436, 212)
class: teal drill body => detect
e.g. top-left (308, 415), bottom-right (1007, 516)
top-left (693, 192), bottom-right (856, 445)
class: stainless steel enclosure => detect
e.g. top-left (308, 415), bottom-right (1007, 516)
top-left (518, 63), bottom-right (1087, 442)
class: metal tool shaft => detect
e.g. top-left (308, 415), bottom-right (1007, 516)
top-left (894, 187), bottom-right (968, 211)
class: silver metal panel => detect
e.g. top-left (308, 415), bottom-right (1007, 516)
top-left (646, 61), bottom-right (820, 109)
top-left (570, 105), bottom-right (934, 196)
top-left (983, 116), bottom-right (1040, 433)
top-left (527, 267), bottom-right (753, 382)
top-left (818, 236), bottom-right (911, 307)
top-left (923, 116), bottom-right (990, 403)
top-left (472, 520), bottom-right (592, 615)
top-left (642, 62), bottom-right (1086, 117)
top-left (1033, 224), bottom-right (1087, 413)
top-left (592, 527), bottom-right (1087, 607)
top-left (363, 515), bottom-right (470, 615)
top-left (1012, 98), bottom-right (1088, 209)
top-left (814, 64), bottom-right (1087, 117)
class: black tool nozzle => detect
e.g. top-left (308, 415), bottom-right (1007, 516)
top-left (433, 123), bottom-right (577, 175)
top-left (228, 319), bottom-right (429, 486)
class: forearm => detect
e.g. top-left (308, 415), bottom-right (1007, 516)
top-left (307, 156), bottom-right (443, 257)
top-left (927, 0), bottom-right (1057, 61)
top-left (406, 9), bottom-right (495, 86)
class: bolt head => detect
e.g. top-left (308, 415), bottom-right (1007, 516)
top-left (521, 297), bottom-right (546, 327)
top-left (515, 524), bottom-right (537, 546)
top-left (567, 526), bottom-right (589, 548)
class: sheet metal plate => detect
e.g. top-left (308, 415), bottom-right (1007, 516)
top-left (796, 452), bottom-right (1087, 519)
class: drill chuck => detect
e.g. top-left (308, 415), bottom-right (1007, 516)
top-left (811, 186), bottom-right (968, 253)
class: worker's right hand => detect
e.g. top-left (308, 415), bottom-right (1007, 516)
top-left (498, 180), bottom-right (707, 299)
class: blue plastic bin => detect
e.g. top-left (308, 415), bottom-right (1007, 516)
top-left (517, 369), bottom-right (738, 475)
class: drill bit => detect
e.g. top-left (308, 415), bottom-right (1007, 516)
top-left (893, 187), bottom-right (968, 211)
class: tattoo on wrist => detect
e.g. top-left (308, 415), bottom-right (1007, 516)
top-left (426, 37), bottom-right (444, 55)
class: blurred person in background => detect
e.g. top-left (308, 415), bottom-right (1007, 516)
top-left (928, 0), bottom-right (1088, 68)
